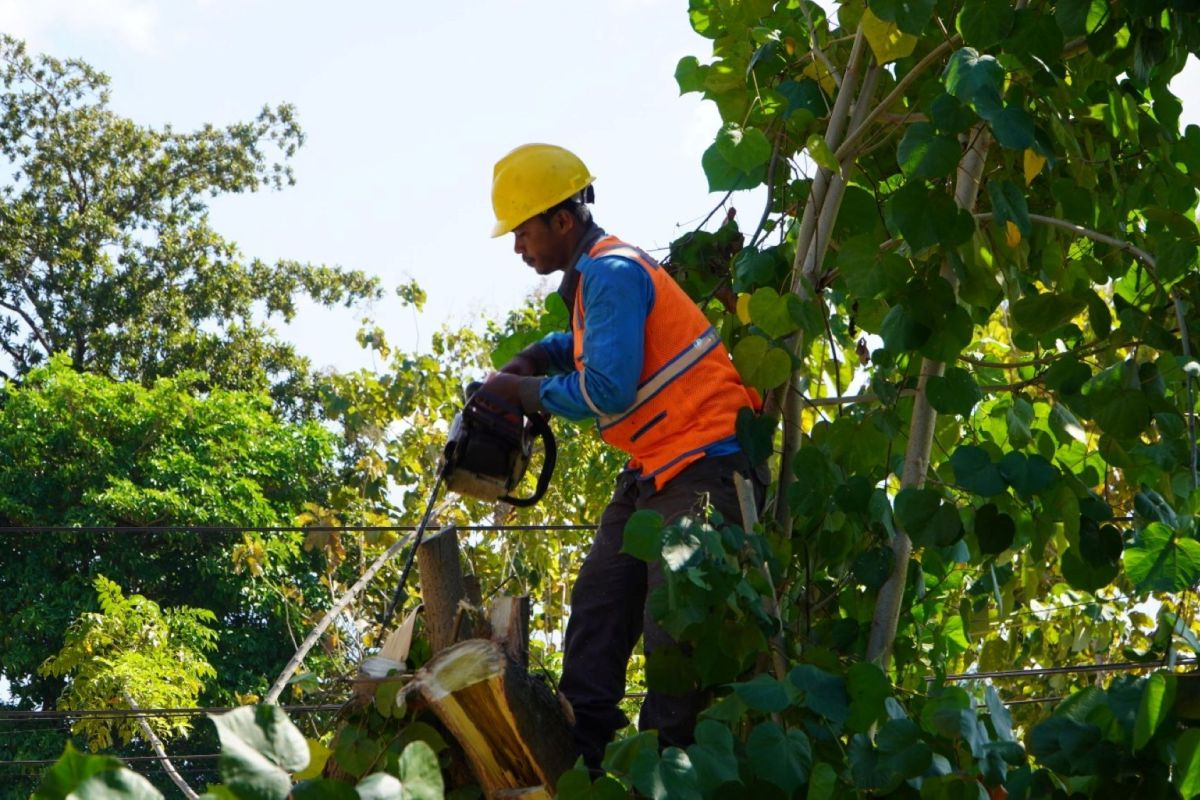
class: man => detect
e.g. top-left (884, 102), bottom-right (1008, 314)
top-left (480, 143), bottom-right (762, 769)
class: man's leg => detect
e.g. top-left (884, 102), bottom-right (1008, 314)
top-left (636, 455), bottom-right (760, 750)
top-left (559, 470), bottom-right (645, 769)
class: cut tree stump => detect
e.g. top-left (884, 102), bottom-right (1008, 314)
top-left (407, 638), bottom-right (576, 796)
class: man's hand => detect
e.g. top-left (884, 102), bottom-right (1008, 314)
top-left (499, 353), bottom-right (538, 376)
top-left (480, 371), bottom-right (543, 415)
top-left (498, 343), bottom-right (548, 377)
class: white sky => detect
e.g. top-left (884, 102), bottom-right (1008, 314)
top-left (3, 1), bottom-right (1198, 374)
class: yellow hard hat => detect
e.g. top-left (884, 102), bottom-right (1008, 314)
top-left (490, 144), bottom-right (596, 238)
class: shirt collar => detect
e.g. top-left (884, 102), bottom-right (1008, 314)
top-left (555, 223), bottom-right (605, 323)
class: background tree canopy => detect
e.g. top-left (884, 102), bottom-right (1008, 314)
top-left (0, 35), bottom-right (381, 412)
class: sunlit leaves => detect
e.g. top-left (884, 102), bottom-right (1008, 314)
top-left (1124, 524), bottom-right (1200, 593)
top-left (32, 743), bottom-right (161, 800)
top-left (732, 335), bottom-right (791, 390)
top-left (861, 8), bottom-right (918, 65)
top-left (210, 706), bottom-right (309, 799)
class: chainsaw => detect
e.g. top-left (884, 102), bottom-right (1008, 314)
top-left (441, 381), bottom-right (557, 507)
top-left (379, 381), bottom-right (557, 628)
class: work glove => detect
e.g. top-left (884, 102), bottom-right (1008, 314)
top-left (480, 372), bottom-right (544, 416)
top-left (498, 343), bottom-right (549, 377)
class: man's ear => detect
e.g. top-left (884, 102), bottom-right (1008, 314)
top-left (553, 209), bottom-right (575, 235)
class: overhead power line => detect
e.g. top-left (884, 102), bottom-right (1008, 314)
top-left (0, 523), bottom-right (593, 535)
top-left (0, 704), bottom-right (341, 723)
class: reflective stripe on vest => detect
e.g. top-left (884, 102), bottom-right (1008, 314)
top-left (595, 326), bottom-right (721, 430)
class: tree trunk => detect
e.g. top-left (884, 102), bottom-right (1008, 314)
top-left (417, 525), bottom-right (471, 652)
top-left (124, 693), bottom-right (199, 800)
top-left (407, 639), bottom-right (576, 796)
top-left (866, 126), bottom-right (992, 667)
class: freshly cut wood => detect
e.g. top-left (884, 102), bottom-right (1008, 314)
top-left (488, 595), bottom-right (530, 668)
top-left (416, 524), bottom-right (469, 653)
top-left (411, 639), bottom-right (576, 795)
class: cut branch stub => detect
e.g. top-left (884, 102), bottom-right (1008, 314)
top-left (412, 639), bottom-right (576, 796)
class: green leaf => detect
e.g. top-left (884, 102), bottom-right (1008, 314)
top-left (603, 731), bottom-right (659, 776)
top-left (876, 718), bottom-right (933, 778)
top-left (748, 288), bottom-right (803, 338)
top-left (646, 645), bottom-right (699, 694)
top-left (943, 48), bottom-right (1004, 117)
top-left (950, 446), bottom-right (1007, 496)
top-left (675, 56), bottom-right (706, 94)
top-left (897, 122), bottom-right (961, 179)
top-left (332, 727), bottom-right (381, 781)
top-left (732, 335), bottom-right (792, 390)
top-left (556, 770), bottom-right (628, 800)
top-left (1044, 356), bottom-right (1092, 394)
top-left (790, 665), bottom-right (851, 723)
top-left (807, 762), bottom-right (838, 800)
top-left (686, 721), bottom-right (739, 793)
top-left (1124, 524), bottom-right (1200, 592)
top-left (987, 179), bottom-right (1031, 237)
top-left (868, 0), bottom-right (935, 34)
top-left (747, 722), bottom-right (812, 793)
top-left (1010, 292), bottom-right (1086, 335)
top-left (33, 743), bottom-right (127, 800)
top-left (352, 774), bottom-right (402, 800)
top-left (927, 367), bottom-right (982, 416)
top-left (1093, 389), bottom-right (1151, 440)
top-left (1061, 545), bottom-right (1119, 592)
top-left (974, 504), bottom-right (1015, 555)
top-left (701, 143), bottom-right (764, 192)
top-left (852, 546), bottom-right (896, 591)
top-left (956, 0), bottom-right (1014, 49)
top-left (59, 770), bottom-right (164, 800)
top-left (998, 452), bottom-right (1057, 496)
top-left (621, 510), bottom-right (665, 562)
top-left (211, 706), bottom-right (309, 800)
top-left (1133, 672), bottom-right (1177, 751)
top-left (879, 304), bottom-right (931, 352)
top-left (292, 779), bottom-right (357, 799)
top-left (1177, 729), bottom-right (1200, 798)
top-left (848, 663), bottom-right (891, 732)
top-left (732, 674), bottom-right (793, 713)
top-left (396, 741), bottom-right (444, 800)
top-left (735, 408), bottom-right (776, 467)
top-left (806, 134), bottom-right (839, 172)
top-left (777, 79), bottom-right (827, 119)
top-left (1055, 0), bottom-right (1108, 36)
top-left (1135, 490), bottom-right (1179, 527)
top-left (990, 105), bottom-right (1035, 150)
top-left (717, 123), bottom-right (773, 172)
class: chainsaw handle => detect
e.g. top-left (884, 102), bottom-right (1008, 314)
top-left (499, 413), bottom-right (556, 508)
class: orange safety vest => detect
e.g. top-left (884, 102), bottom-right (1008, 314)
top-left (571, 235), bottom-right (760, 488)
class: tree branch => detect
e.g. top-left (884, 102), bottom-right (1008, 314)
top-left (264, 530), bottom-right (416, 705)
top-left (123, 693), bottom-right (198, 800)
top-left (835, 36), bottom-right (961, 163)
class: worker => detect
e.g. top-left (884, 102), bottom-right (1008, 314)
top-left (480, 144), bottom-right (764, 770)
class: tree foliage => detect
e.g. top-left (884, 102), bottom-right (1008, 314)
top-left (38, 575), bottom-right (218, 751)
top-left (0, 35), bottom-right (381, 409)
top-left (0, 358), bottom-right (341, 714)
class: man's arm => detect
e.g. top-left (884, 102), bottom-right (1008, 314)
top-left (537, 257), bottom-right (654, 420)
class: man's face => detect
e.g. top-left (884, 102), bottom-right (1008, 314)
top-left (511, 212), bottom-right (573, 275)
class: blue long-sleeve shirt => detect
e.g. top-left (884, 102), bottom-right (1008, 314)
top-left (538, 250), bottom-right (653, 420)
